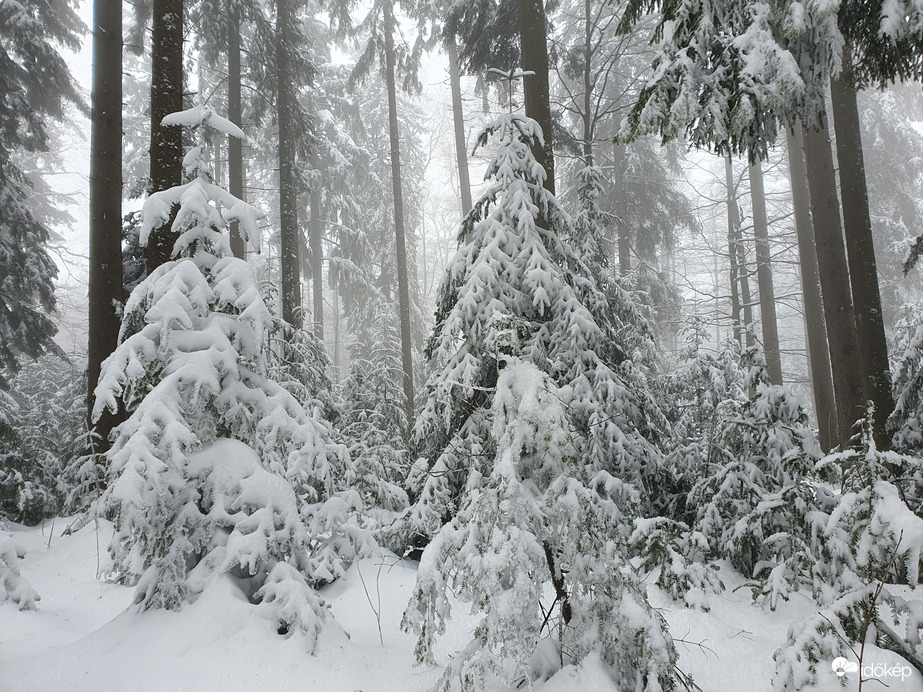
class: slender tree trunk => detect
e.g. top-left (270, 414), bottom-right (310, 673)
top-left (276, 0), bottom-right (302, 328)
top-left (803, 120), bottom-right (866, 445)
top-left (725, 155), bottom-right (744, 344)
top-left (787, 124), bottom-right (838, 451)
top-left (333, 279), bottom-right (342, 382)
top-left (309, 185), bottom-right (324, 341)
top-left (446, 34), bottom-right (472, 216)
top-left (384, 0), bottom-right (415, 417)
top-left (146, 0), bottom-right (184, 271)
top-left (227, 6), bottom-right (246, 259)
top-left (749, 161), bottom-right (783, 384)
top-left (737, 232), bottom-right (755, 346)
top-left (581, 0), bottom-right (593, 167)
top-left (725, 155), bottom-right (754, 346)
top-left (518, 0), bottom-right (555, 193)
top-left (830, 58), bottom-right (894, 448)
top-left (88, 0), bottom-right (124, 450)
top-left (613, 141), bottom-right (630, 276)
top-left (663, 246), bottom-right (678, 353)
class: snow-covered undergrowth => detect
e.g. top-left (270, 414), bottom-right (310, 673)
top-left (4, 517), bottom-right (922, 692)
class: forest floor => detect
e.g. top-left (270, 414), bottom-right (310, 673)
top-left (1, 519), bottom-right (920, 692)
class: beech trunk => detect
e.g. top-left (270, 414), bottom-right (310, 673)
top-left (447, 35), bottom-right (472, 216)
top-left (749, 162), bottom-right (783, 384)
top-left (803, 121), bottom-right (865, 445)
top-left (384, 0), bottom-right (415, 416)
top-left (830, 60), bottom-right (894, 448)
top-left (786, 125), bottom-right (838, 451)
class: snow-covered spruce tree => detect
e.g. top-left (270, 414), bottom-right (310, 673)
top-left (570, 163), bottom-right (665, 381)
top-left (682, 341), bottom-right (821, 608)
top-left (773, 410), bottom-right (923, 690)
top-left (401, 113), bottom-right (677, 690)
top-left (93, 107), bottom-right (362, 647)
top-left (405, 115), bottom-right (671, 544)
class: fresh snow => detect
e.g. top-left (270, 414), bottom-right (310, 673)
top-left (161, 105), bottom-right (247, 140)
top-left (5, 520), bottom-right (922, 691)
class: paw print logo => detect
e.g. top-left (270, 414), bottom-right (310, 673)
top-left (832, 657), bottom-right (859, 677)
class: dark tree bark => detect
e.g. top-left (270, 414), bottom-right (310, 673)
top-left (803, 120), bottom-right (866, 445)
top-left (88, 0), bottom-right (124, 450)
top-left (518, 0), bottom-right (554, 194)
top-left (830, 57), bottom-right (894, 448)
top-left (748, 161), bottom-right (783, 385)
top-left (384, 0), bottom-right (415, 416)
top-left (276, 0), bottom-right (302, 328)
top-left (786, 124), bottom-right (838, 451)
top-left (446, 34), bottom-right (472, 216)
top-left (146, 0), bottom-right (184, 271)
top-left (227, 5), bottom-right (246, 260)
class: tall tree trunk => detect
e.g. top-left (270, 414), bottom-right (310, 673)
top-left (309, 185), bottom-right (324, 341)
top-left (227, 6), bottom-right (246, 259)
top-left (830, 57), bottom-right (894, 449)
top-left (748, 161), bottom-right (783, 384)
top-left (446, 34), bottom-right (472, 216)
top-left (803, 120), bottom-right (866, 445)
top-left (146, 0), bottom-right (184, 271)
top-left (786, 124), bottom-right (838, 451)
top-left (737, 232), bottom-right (755, 346)
top-left (276, 0), bottom-right (302, 328)
top-left (725, 155), bottom-right (754, 346)
top-left (581, 0), bottom-right (593, 167)
top-left (725, 154), bottom-right (744, 344)
top-left (333, 279), bottom-right (342, 382)
top-left (613, 141), bottom-right (630, 276)
top-left (88, 0), bottom-right (124, 451)
top-left (384, 0), bottom-right (415, 417)
top-left (518, 0), bottom-right (554, 194)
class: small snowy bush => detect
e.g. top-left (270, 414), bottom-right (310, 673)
top-left (0, 359), bottom-right (87, 523)
top-left (0, 531), bottom-right (39, 610)
top-left (773, 411), bottom-right (923, 689)
top-left (810, 411), bottom-right (923, 599)
top-left (684, 342), bottom-right (820, 604)
top-left (628, 517), bottom-right (723, 610)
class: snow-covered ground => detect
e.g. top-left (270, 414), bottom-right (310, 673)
top-left (2, 519), bottom-right (921, 692)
